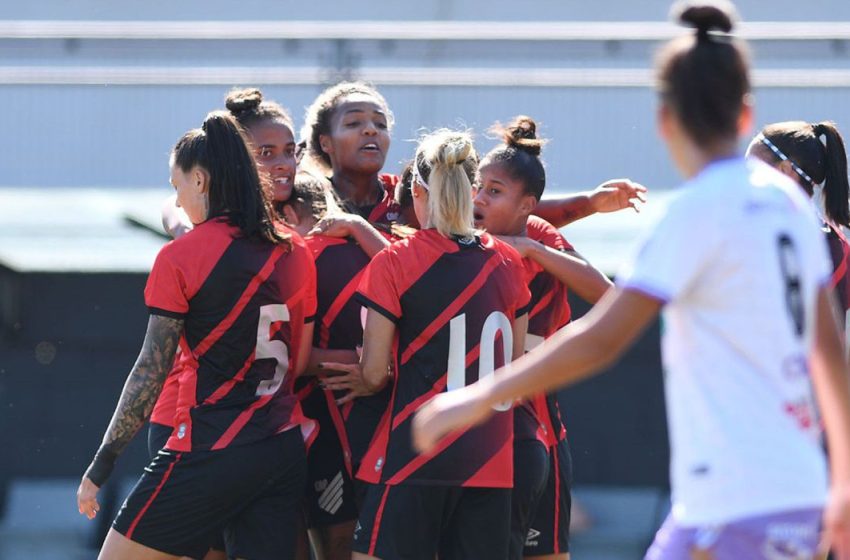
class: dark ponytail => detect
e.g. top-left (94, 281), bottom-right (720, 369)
top-left (815, 122), bottom-right (850, 228)
top-left (172, 111), bottom-right (290, 246)
top-left (757, 121), bottom-right (850, 228)
top-left (657, 0), bottom-right (750, 149)
top-left (483, 115), bottom-right (547, 199)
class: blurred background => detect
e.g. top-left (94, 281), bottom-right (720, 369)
top-left (2, 0), bottom-right (849, 558)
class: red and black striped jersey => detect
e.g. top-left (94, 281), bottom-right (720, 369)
top-left (295, 234), bottom-right (392, 473)
top-left (521, 216), bottom-right (573, 448)
top-left (149, 350), bottom-right (186, 428)
top-left (144, 217), bottom-right (317, 452)
top-left (336, 174), bottom-right (402, 227)
top-left (826, 223), bottom-right (850, 315)
top-left (355, 229), bottom-right (531, 488)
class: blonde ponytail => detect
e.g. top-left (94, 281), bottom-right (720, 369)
top-left (414, 129), bottom-right (478, 239)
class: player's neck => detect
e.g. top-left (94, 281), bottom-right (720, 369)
top-left (331, 171), bottom-right (382, 207)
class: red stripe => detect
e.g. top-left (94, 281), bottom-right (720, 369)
top-left (400, 253), bottom-right (501, 365)
top-left (319, 268), bottom-right (366, 348)
top-left (831, 235), bottom-right (850, 289)
top-left (202, 352), bottom-right (255, 405)
top-left (391, 344), bottom-right (479, 431)
top-left (210, 394), bottom-right (273, 450)
top-left (125, 453), bottom-right (182, 539)
top-left (193, 245), bottom-right (287, 357)
top-left (552, 447), bottom-right (561, 554)
top-left (295, 379), bottom-right (317, 401)
top-left (368, 485), bottom-right (392, 556)
top-left (385, 428), bottom-right (467, 485)
top-left (324, 389), bottom-right (354, 477)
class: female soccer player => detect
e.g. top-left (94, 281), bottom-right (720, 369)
top-left (322, 129), bottom-right (531, 559)
top-left (413, 2), bottom-right (850, 558)
top-left (474, 115), bottom-right (612, 560)
top-left (76, 111), bottom-right (317, 560)
top-left (747, 121), bottom-right (850, 319)
top-left (280, 172), bottom-right (391, 560)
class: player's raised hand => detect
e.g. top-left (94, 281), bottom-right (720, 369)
top-left (412, 385), bottom-right (494, 454)
top-left (319, 361), bottom-right (374, 405)
top-left (821, 485), bottom-right (850, 559)
top-left (76, 476), bottom-right (101, 520)
top-left (589, 179), bottom-right (648, 214)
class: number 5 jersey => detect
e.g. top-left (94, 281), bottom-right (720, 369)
top-left (144, 217), bottom-right (317, 453)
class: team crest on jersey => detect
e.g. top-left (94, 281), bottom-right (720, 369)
top-left (385, 212), bottom-right (399, 222)
top-left (177, 423), bottom-right (187, 439)
top-left (375, 457), bottom-right (384, 472)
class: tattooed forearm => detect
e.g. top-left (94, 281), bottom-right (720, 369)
top-left (534, 195), bottom-right (592, 228)
top-left (98, 315), bottom-right (183, 456)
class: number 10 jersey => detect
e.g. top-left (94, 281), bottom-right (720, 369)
top-left (356, 229), bottom-right (531, 488)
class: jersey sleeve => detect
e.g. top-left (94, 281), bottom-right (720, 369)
top-left (356, 248), bottom-right (402, 322)
top-left (144, 244), bottom-right (190, 318)
top-left (527, 216), bottom-right (574, 252)
top-left (617, 195), bottom-right (719, 303)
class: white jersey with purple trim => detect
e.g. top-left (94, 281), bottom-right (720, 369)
top-left (618, 157), bottom-right (831, 526)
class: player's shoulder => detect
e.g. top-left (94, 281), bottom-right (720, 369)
top-left (482, 232), bottom-right (525, 269)
top-left (158, 217), bottom-right (233, 262)
top-left (526, 215), bottom-right (559, 237)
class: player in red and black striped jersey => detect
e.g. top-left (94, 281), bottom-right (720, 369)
top-left (473, 116), bottom-right (614, 560)
top-left (301, 82), bottom-right (402, 228)
top-left (281, 173), bottom-right (394, 560)
top-left (322, 130), bottom-right (530, 560)
top-left (747, 121), bottom-right (850, 326)
top-left (78, 112), bottom-right (316, 560)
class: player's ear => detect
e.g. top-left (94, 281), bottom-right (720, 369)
top-left (519, 193), bottom-right (537, 216)
top-left (192, 167), bottom-right (210, 194)
top-left (319, 134), bottom-right (334, 156)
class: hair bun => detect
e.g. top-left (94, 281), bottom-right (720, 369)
top-left (225, 88), bottom-right (264, 115)
top-left (501, 115), bottom-right (544, 156)
top-left (437, 134), bottom-right (474, 168)
top-left (673, 0), bottom-right (736, 36)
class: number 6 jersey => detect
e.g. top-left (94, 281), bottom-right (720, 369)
top-left (617, 158), bottom-right (832, 526)
top-left (355, 229), bottom-right (531, 488)
top-left (144, 217), bottom-right (317, 453)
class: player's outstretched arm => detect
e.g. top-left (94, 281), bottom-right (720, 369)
top-left (76, 315), bottom-right (183, 520)
top-left (533, 179), bottom-right (647, 228)
top-left (811, 286), bottom-right (850, 559)
top-left (497, 236), bottom-right (612, 304)
top-left (412, 288), bottom-right (660, 454)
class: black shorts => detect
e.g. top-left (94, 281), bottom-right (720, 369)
top-left (511, 438), bottom-right (550, 560)
top-left (114, 428), bottom-right (307, 560)
top-left (300, 387), bottom-right (358, 528)
top-left (147, 422), bottom-right (172, 459)
top-left (352, 483), bottom-right (510, 560)
top-left (524, 438), bottom-right (573, 556)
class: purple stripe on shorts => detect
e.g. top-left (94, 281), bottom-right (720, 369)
top-left (645, 508), bottom-right (821, 560)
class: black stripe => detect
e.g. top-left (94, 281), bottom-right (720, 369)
top-left (356, 293), bottom-right (399, 323)
top-left (148, 307), bottom-right (186, 319)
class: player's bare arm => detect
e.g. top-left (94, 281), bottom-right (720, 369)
top-left (308, 212), bottom-right (391, 257)
top-left (533, 179), bottom-right (647, 228)
top-left (810, 286), bottom-right (850, 558)
top-left (77, 314), bottom-right (183, 519)
top-left (497, 236), bottom-right (613, 304)
top-left (321, 309), bottom-right (395, 404)
top-left (412, 288), bottom-right (660, 454)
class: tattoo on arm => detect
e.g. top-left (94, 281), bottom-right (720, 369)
top-left (98, 315), bottom-right (183, 456)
